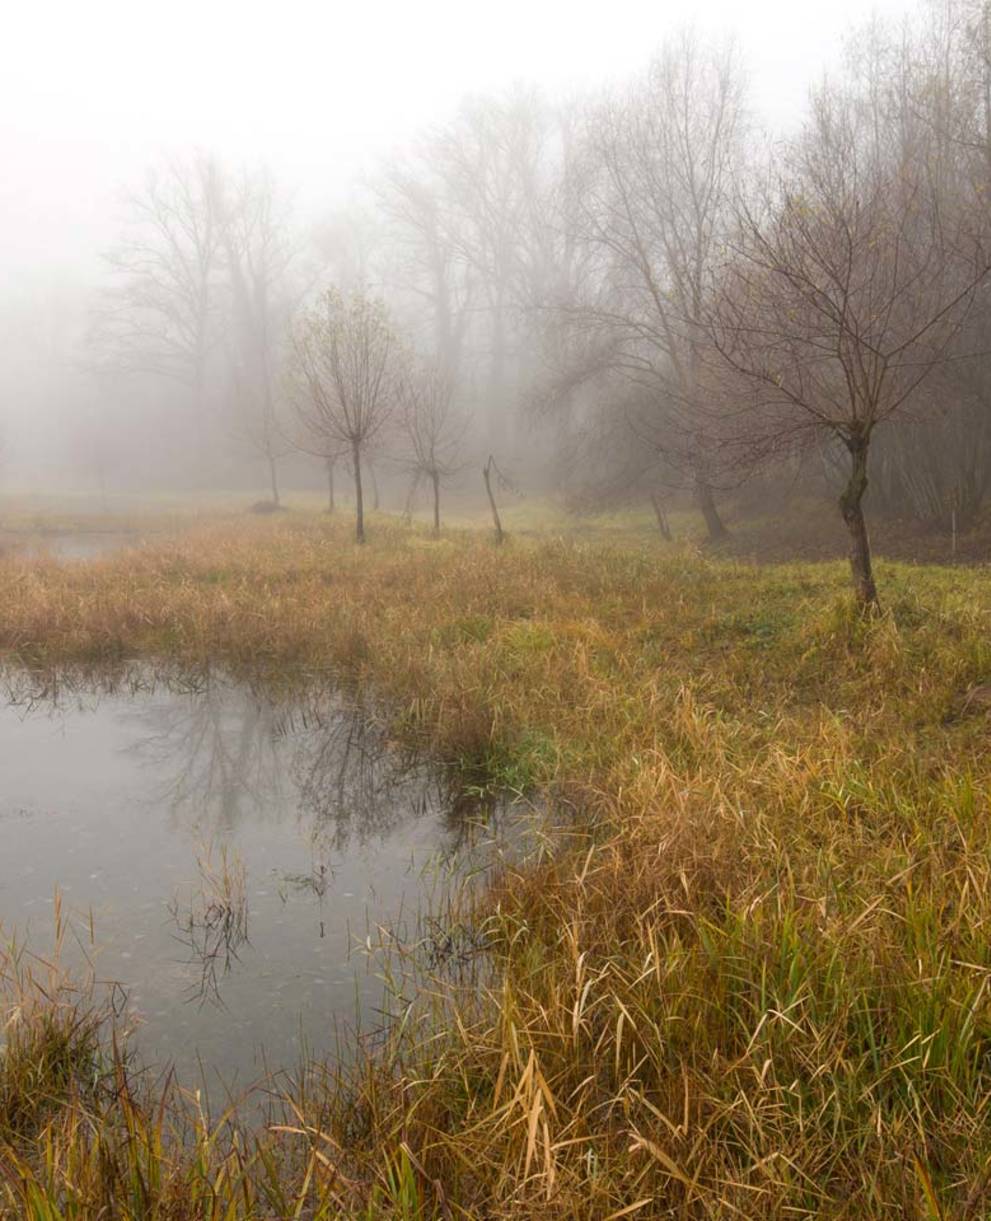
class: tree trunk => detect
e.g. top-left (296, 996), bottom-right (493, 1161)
top-left (431, 470), bottom-right (440, 534)
top-left (695, 477), bottom-right (727, 541)
top-left (489, 304), bottom-right (508, 452)
top-left (650, 492), bottom-right (672, 541)
top-left (268, 453), bottom-right (280, 507)
top-left (483, 457), bottom-right (504, 545)
top-left (96, 454), bottom-right (109, 515)
top-left (403, 472), bottom-right (420, 524)
top-left (352, 441), bottom-right (365, 543)
top-left (325, 456), bottom-right (335, 513)
top-left (191, 364), bottom-right (207, 480)
top-left (839, 433), bottom-right (879, 608)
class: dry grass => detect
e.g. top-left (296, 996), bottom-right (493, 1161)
top-left (1, 513), bottom-right (991, 1216)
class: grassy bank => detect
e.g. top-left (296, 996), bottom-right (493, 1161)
top-left (2, 513), bottom-right (991, 1217)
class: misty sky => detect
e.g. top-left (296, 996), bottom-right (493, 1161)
top-left (3, 0), bottom-right (920, 285)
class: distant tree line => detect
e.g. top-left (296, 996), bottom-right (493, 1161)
top-left (87, 1), bottom-right (991, 602)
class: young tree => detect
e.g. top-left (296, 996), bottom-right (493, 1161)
top-left (288, 289), bottom-right (399, 542)
top-left (482, 455), bottom-right (506, 544)
top-left (398, 359), bottom-right (467, 532)
top-left (710, 85), bottom-right (988, 606)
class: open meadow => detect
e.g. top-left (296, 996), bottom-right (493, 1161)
top-left (0, 503), bottom-right (989, 1217)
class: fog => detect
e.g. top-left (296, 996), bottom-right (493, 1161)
top-left (0, 0), bottom-right (953, 516)
top-left (6, 6), bottom-right (991, 1191)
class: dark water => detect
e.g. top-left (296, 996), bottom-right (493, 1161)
top-left (0, 672), bottom-right (507, 1088)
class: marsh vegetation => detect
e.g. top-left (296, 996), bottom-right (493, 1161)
top-left (0, 508), bottom-right (987, 1216)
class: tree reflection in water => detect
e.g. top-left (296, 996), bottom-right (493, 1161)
top-left (116, 671), bottom-right (487, 1004)
top-left (124, 675), bottom-right (464, 847)
top-left (0, 666), bottom-right (508, 1021)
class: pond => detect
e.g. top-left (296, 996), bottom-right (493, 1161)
top-left (0, 671), bottom-right (513, 1090)
top-left (2, 531), bottom-right (142, 560)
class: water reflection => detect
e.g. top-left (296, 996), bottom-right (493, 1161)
top-left (2, 531), bottom-right (139, 561)
top-left (125, 678), bottom-right (443, 852)
top-left (0, 667), bottom-right (499, 1086)
top-left (128, 678), bottom-right (292, 834)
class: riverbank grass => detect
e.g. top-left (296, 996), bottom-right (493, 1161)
top-left (1, 513), bottom-right (990, 1216)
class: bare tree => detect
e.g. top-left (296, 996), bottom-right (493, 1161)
top-left (223, 168), bottom-right (297, 506)
top-left (322, 450), bottom-right (345, 513)
top-left (482, 455), bottom-right (506, 544)
top-left (377, 158), bottom-right (473, 379)
top-left (710, 84), bottom-right (989, 606)
top-left (288, 288), bottom-right (400, 542)
top-left (390, 90), bottom-right (555, 452)
top-left (90, 155), bottom-right (230, 446)
top-left (312, 203), bottom-right (384, 294)
top-left (285, 425), bottom-right (348, 513)
top-left (398, 359), bottom-right (467, 532)
top-left (570, 33), bottom-right (747, 540)
top-left (848, 4), bottom-right (991, 535)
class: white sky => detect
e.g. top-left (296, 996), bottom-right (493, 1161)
top-left (1, 0), bottom-right (922, 284)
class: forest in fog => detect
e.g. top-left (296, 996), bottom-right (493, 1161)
top-left (5, 2), bottom-right (991, 596)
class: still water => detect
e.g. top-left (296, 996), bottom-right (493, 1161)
top-left (0, 671), bottom-right (502, 1088)
top-left (10, 532), bottom-right (142, 560)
